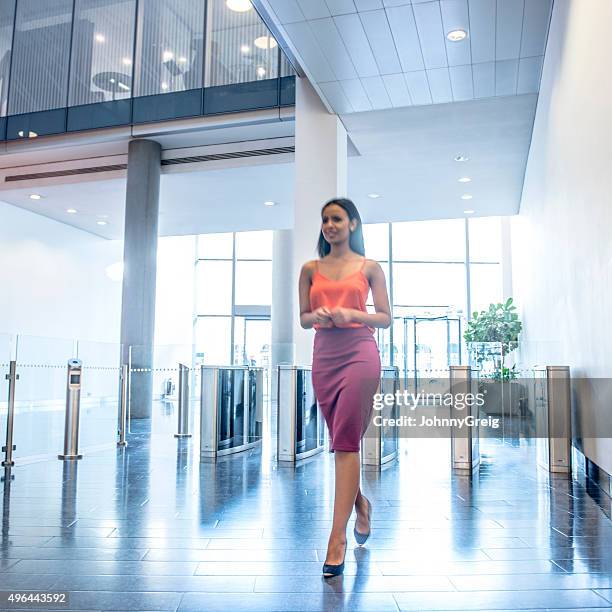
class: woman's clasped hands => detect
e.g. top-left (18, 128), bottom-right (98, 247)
top-left (313, 306), bottom-right (356, 327)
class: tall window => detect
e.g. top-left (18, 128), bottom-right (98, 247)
top-left (68, 0), bottom-right (137, 106)
top-left (9, 0), bottom-right (73, 114)
top-left (195, 230), bottom-right (272, 366)
top-left (468, 216), bottom-right (503, 314)
top-left (134, 0), bottom-right (205, 97)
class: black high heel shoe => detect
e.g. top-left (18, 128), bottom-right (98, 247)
top-left (322, 540), bottom-right (347, 578)
top-left (354, 497), bottom-right (372, 545)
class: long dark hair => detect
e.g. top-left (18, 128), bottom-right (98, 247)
top-left (317, 198), bottom-right (365, 258)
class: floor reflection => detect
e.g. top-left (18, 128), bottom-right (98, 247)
top-left (0, 401), bottom-right (610, 611)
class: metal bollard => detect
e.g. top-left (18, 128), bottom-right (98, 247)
top-left (117, 364), bottom-right (129, 447)
top-left (449, 365), bottom-right (480, 471)
top-left (2, 361), bottom-right (18, 467)
top-left (174, 363), bottom-right (191, 438)
top-left (58, 359), bottom-right (83, 461)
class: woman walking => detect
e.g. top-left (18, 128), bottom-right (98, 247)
top-left (298, 198), bottom-right (391, 577)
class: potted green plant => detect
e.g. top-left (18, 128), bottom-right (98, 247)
top-left (464, 298), bottom-right (524, 415)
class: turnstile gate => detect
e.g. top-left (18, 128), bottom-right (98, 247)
top-left (200, 366), bottom-right (264, 459)
top-left (277, 365), bottom-right (325, 463)
top-left (449, 365), bottom-right (480, 471)
top-left (534, 366), bottom-right (571, 473)
top-left (361, 366), bottom-right (400, 467)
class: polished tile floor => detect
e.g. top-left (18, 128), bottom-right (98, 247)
top-left (2, 402), bottom-right (612, 611)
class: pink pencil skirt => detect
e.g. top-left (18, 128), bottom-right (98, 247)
top-left (311, 326), bottom-right (381, 453)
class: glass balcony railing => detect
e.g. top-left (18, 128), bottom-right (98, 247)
top-left (0, 0), bottom-right (297, 140)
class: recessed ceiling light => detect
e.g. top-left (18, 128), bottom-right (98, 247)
top-left (368, 193), bottom-right (381, 199)
top-left (122, 57), bottom-right (132, 66)
top-left (227, 0), bottom-right (252, 12)
top-left (97, 220), bottom-right (108, 226)
top-left (66, 208), bottom-right (77, 214)
top-left (97, 214), bottom-right (109, 219)
top-left (162, 50), bottom-right (174, 62)
top-left (29, 194), bottom-right (42, 200)
top-left (447, 29), bottom-right (468, 42)
top-left (461, 194), bottom-right (473, 200)
top-left (95, 33), bottom-right (105, 43)
top-left (454, 154), bottom-right (469, 162)
top-left (161, 82), bottom-right (169, 90)
top-left (264, 201), bottom-right (276, 207)
top-left (254, 35), bottom-right (278, 50)
top-left (241, 44), bottom-right (250, 54)
top-left (256, 66), bottom-right (266, 77)
top-left (458, 177), bottom-right (471, 183)
top-left (109, 78), bottom-right (115, 84)
top-left (178, 56), bottom-right (187, 63)
top-left (463, 209), bottom-right (475, 214)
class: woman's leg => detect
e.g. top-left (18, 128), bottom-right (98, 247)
top-left (324, 450), bottom-right (360, 565)
top-left (354, 488), bottom-right (370, 534)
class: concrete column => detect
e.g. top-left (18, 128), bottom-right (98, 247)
top-left (120, 139), bottom-right (161, 419)
top-left (271, 229), bottom-right (294, 402)
top-left (292, 77), bottom-right (348, 366)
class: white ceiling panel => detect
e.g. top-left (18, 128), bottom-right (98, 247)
top-left (266, 0), bottom-right (305, 24)
top-left (449, 64), bottom-right (473, 101)
top-left (340, 78), bottom-right (373, 111)
top-left (319, 81), bottom-right (354, 113)
top-left (495, 59), bottom-right (519, 96)
top-left (520, 0), bottom-right (552, 58)
top-left (517, 55), bottom-right (543, 95)
top-left (360, 9), bottom-right (403, 74)
top-left (283, 21), bottom-right (337, 82)
top-left (296, 0), bottom-right (330, 20)
top-left (387, 5), bottom-right (426, 72)
top-left (382, 0), bottom-right (414, 6)
top-left (309, 18), bottom-right (358, 81)
top-left (440, 0), bottom-right (471, 66)
top-left (427, 67), bottom-right (453, 103)
top-left (382, 73), bottom-right (412, 107)
top-left (354, 0), bottom-right (383, 9)
top-left (361, 75), bottom-right (393, 109)
top-left (404, 70), bottom-right (432, 105)
top-left (253, 0), bottom-right (551, 114)
top-left (495, 0), bottom-right (524, 61)
top-left (472, 60), bottom-right (495, 98)
top-left (325, 0), bottom-right (358, 15)
top-left (413, 1), bottom-right (448, 69)
top-left (468, 0), bottom-right (496, 63)
top-left (335, 13), bottom-right (380, 77)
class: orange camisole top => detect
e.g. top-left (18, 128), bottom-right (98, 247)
top-left (309, 257), bottom-right (374, 333)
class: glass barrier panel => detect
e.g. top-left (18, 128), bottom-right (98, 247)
top-left (0, 333), bottom-right (15, 457)
top-left (76, 339), bottom-right (121, 450)
top-left (129, 343), bottom-right (196, 436)
top-left (13, 334), bottom-right (76, 459)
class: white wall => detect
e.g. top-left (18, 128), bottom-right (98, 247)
top-left (0, 200), bottom-right (123, 346)
top-left (512, 0), bottom-right (612, 474)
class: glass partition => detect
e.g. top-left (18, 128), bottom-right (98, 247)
top-left (68, 0), bottom-right (137, 106)
top-left (0, 0), bottom-right (16, 116)
top-left (205, 0), bottom-right (279, 87)
top-left (134, 0), bottom-right (205, 97)
top-left (9, 0), bottom-right (73, 115)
